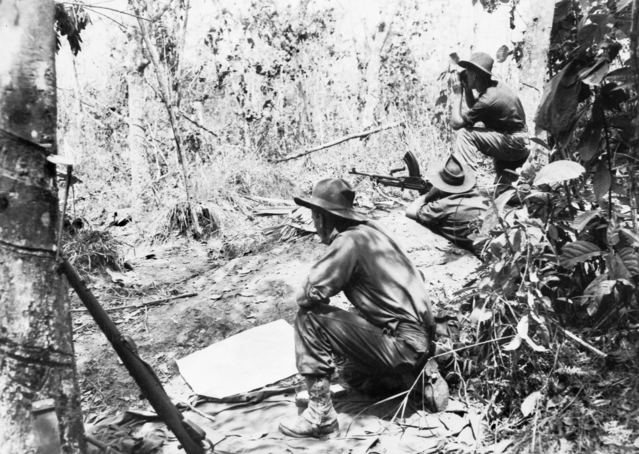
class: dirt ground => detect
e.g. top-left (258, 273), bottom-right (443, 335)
top-left (71, 206), bottom-right (480, 426)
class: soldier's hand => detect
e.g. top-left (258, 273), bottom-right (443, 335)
top-left (450, 72), bottom-right (463, 95)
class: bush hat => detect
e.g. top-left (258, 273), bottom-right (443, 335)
top-left (427, 154), bottom-right (476, 194)
top-left (294, 178), bottom-right (367, 222)
top-left (459, 52), bottom-right (494, 78)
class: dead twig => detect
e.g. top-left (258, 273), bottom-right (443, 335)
top-left (178, 400), bottom-right (217, 423)
top-left (71, 292), bottom-right (197, 313)
top-left (271, 121), bottom-right (403, 163)
top-left (178, 110), bottom-right (218, 137)
top-left (550, 320), bottom-right (607, 357)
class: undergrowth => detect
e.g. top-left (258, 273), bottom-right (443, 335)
top-left (63, 223), bottom-right (124, 278)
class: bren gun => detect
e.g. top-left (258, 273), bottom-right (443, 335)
top-left (349, 151), bottom-right (431, 195)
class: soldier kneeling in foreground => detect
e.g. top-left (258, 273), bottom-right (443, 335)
top-left (279, 178), bottom-right (449, 439)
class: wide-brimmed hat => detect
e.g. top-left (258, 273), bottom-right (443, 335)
top-left (427, 155), bottom-right (476, 194)
top-left (294, 178), bottom-right (367, 221)
top-left (459, 52), bottom-right (494, 78)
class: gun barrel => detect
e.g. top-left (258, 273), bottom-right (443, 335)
top-left (349, 169), bottom-right (402, 182)
top-left (58, 260), bottom-right (206, 454)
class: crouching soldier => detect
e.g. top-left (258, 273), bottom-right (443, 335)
top-left (279, 178), bottom-right (448, 439)
top-left (406, 154), bottom-right (487, 255)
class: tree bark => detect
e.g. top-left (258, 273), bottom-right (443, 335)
top-left (0, 1), bottom-right (86, 453)
top-left (126, 23), bottom-right (152, 214)
top-left (515, 0), bottom-right (557, 136)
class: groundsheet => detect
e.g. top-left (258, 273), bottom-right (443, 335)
top-left (94, 390), bottom-right (479, 454)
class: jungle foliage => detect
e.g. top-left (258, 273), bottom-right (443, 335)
top-left (450, 0), bottom-right (639, 449)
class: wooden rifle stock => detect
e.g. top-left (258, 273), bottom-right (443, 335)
top-left (58, 259), bottom-right (208, 454)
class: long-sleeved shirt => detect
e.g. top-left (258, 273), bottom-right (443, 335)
top-left (417, 191), bottom-right (488, 251)
top-left (463, 81), bottom-right (527, 134)
top-left (303, 220), bottom-right (434, 352)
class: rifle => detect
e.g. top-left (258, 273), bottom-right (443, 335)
top-left (57, 260), bottom-right (210, 454)
top-left (349, 151), bottom-right (431, 195)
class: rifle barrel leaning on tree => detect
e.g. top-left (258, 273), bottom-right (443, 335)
top-left (57, 260), bottom-right (210, 454)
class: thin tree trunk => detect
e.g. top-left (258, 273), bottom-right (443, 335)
top-left (131, 0), bottom-right (201, 237)
top-left (0, 0), bottom-right (86, 452)
top-left (126, 23), bottom-right (152, 214)
top-left (360, 0), bottom-right (399, 128)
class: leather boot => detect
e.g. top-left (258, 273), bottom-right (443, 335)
top-left (279, 375), bottom-right (338, 438)
top-left (422, 358), bottom-right (449, 412)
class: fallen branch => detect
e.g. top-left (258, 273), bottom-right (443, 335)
top-left (271, 121), bottom-right (403, 163)
top-left (71, 292), bottom-right (197, 313)
top-left (551, 321), bottom-right (607, 357)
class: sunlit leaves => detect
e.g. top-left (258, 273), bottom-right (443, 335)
top-left (533, 161), bottom-right (585, 186)
top-left (521, 391), bottom-right (542, 417)
top-left (517, 316), bottom-right (548, 352)
top-left (559, 241), bottom-right (602, 268)
top-left (502, 335), bottom-right (522, 351)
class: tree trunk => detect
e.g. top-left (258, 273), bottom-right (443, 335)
top-left (126, 23), bottom-right (152, 215)
top-left (0, 1), bottom-right (86, 453)
top-left (515, 0), bottom-right (557, 136)
top-left (131, 0), bottom-right (202, 237)
top-left (360, 1), bottom-right (399, 128)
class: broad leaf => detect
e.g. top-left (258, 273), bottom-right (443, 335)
top-left (524, 336), bottom-right (548, 352)
top-left (581, 60), bottom-right (610, 86)
top-left (569, 209), bottom-right (601, 232)
top-left (470, 300), bottom-right (493, 324)
top-left (605, 253), bottom-right (633, 280)
top-left (517, 315), bottom-right (530, 339)
top-left (606, 66), bottom-right (634, 83)
top-left (559, 241), bottom-right (602, 268)
top-left (496, 45), bottom-right (510, 63)
top-left (480, 189), bottom-right (516, 236)
top-left (578, 23), bottom-right (598, 45)
top-left (554, 0), bottom-right (573, 25)
top-left (620, 228), bottom-right (639, 247)
top-left (606, 215), bottom-right (620, 247)
top-left (585, 279), bottom-right (616, 315)
top-left (577, 125), bottom-right (601, 162)
top-left (533, 161), bottom-right (585, 186)
top-left (593, 161), bottom-right (612, 201)
top-left (583, 274), bottom-right (609, 303)
top-left (617, 0), bottom-right (633, 11)
top-left (521, 391), bottom-right (542, 417)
